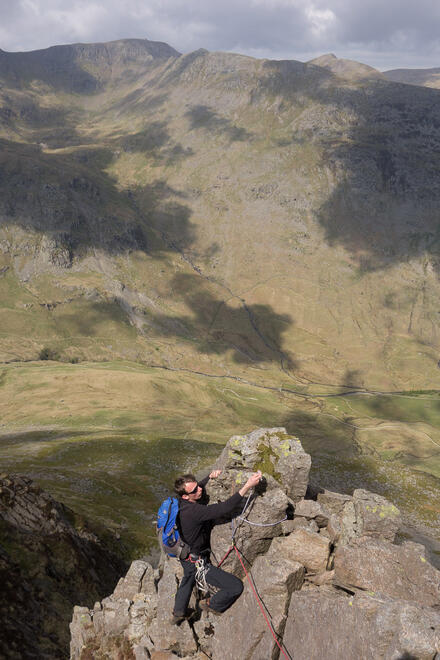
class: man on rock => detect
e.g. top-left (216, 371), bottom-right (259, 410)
top-left (172, 468), bottom-right (262, 622)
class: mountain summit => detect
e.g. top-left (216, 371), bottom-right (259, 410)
top-left (308, 53), bottom-right (383, 80)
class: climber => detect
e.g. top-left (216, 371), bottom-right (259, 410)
top-left (171, 468), bottom-right (262, 623)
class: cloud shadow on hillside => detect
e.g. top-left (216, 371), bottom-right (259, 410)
top-left (259, 60), bottom-right (440, 277)
top-left (0, 48), bottom-right (100, 94)
top-left (114, 121), bottom-right (194, 165)
top-left (142, 272), bottom-right (296, 367)
top-left (0, 138), bottom-right (197, 259)
top-left (185, 105), bottom-right (253, 142)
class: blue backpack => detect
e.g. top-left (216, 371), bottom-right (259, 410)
top-left (156, 497), bottom-right (189, 559)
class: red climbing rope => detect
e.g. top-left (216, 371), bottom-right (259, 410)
top-left (233, 545), bottom-right (291, 660)
top-left (217, 545), bottom-right (234, 568)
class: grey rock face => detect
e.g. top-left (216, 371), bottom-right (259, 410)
top-left (148, 561), bottom-right (197, 656)
top-left (290, 516), bottom-right (320, 533)
top-left (326, 514), bottom-right (342, 543)
top-left (283, 589), bottom-right (440, 660)
top-left (334, 537), bottom-right (440, 607)
top-left (0, 473), bottom-right (91, 538)
top-left (211, 554), bottom-right (304, 660)
top-left (113, 560), bottom-right (155, 601)
top-left (69, 607), bottom-right (95, 657)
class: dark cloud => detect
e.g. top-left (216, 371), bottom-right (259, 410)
top-left (0, 1), bottom-right (440, 70)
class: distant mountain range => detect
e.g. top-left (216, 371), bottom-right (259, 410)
top-left (383, 66), bottom-right (440, 89)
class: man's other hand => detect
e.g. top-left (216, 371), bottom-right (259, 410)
top-left (209, 469), bottom-right (222, 479)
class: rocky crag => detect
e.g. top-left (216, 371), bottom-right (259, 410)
top-left (70, 428), bottom-right (440, 660)
top-left (0, 474), bottom-right (126, 659)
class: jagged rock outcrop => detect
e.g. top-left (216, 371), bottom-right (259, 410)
top-left (70, 428), bottom-right (440, 659)
top-left (0, 474), bottom-right (125, 659)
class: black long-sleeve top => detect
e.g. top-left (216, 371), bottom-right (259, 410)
top-left (178, 476), bottom-right (246, 555)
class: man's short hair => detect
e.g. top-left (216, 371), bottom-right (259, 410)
top-left (174, 473), bottom-right (197, 497)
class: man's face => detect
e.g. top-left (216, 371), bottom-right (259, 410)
top-left (182, 481), bottom-right (202, 502)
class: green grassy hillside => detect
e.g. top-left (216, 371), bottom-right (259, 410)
top-left (0, 361), bottom-right (438, 558)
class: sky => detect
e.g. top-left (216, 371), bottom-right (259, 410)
top-left (1, 0), bottom-right (440, 71)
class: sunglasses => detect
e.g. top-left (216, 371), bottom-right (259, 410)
top-left (186, 483), bottom-right (199, 495)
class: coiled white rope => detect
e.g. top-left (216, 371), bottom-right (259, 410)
top-left (195, 558), bottom-right (210, 594)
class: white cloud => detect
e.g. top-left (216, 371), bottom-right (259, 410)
top-left (305, 5), bottom-right (336, 37)
top-left (0, 0), bottom-right (439, 70)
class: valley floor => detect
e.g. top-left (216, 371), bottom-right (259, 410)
top-left (1, 360), bottom-right (439, 563)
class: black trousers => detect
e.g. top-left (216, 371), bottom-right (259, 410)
top-left (173, 557), bottom-right (243, 616)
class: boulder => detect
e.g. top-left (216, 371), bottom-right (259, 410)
top-left (269, 529), bottom-right (330, 574)
top-left (283, 588), bottom-right (440, 660)
top-left (294, 499), bottom-right (329, 527)
top-left (317, 490), bottom-right (352, 517)
top-left (211, 553), bottom-right (304, 660)
top-left (334, 538), bottom-right (440, 607)
top-left (340, 490), bottom-right (401, 545)
top-left (353, 489), bottom-right (401, 541)
top-left (212, 427), bottom-right (311, 502)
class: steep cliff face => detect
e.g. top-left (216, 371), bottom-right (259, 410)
top-left (70, 428), bottom-right (440, 660)
top-left (0, 474), bottom-right (126, 659)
